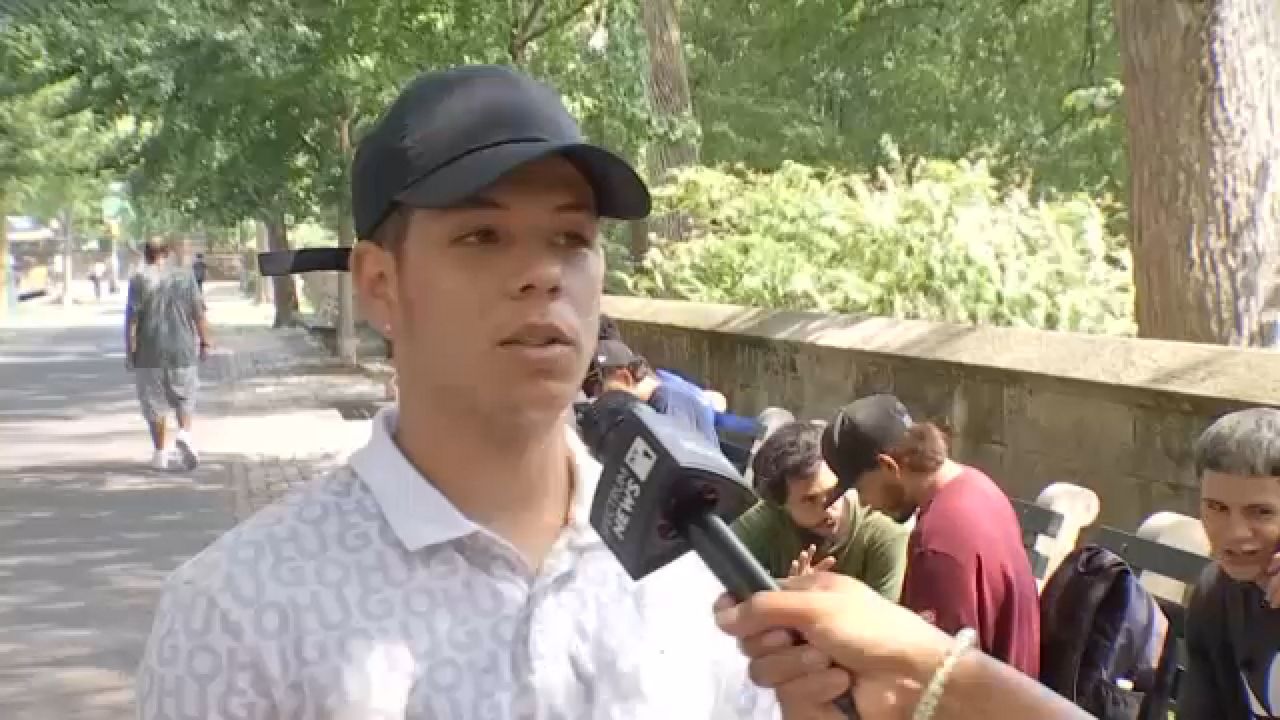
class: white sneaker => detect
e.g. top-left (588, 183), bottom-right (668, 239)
top-left (175, 430), bottom-right (199, 470)
top-left (150, 449), bottom-right (170, 470)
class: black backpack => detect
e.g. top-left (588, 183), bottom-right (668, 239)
top-left (1039, 545), bottom-right (1166, 720)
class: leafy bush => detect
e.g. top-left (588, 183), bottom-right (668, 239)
top-left (613, 158), bottom-right (1135, 335)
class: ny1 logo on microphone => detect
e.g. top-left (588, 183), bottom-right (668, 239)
top-left (602, 436), bottom-right (659, 542)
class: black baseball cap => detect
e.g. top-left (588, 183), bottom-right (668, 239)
top-left (821, 393), bottom-right (914, 487)
top-left (594, 339), bottom-right (638, 369)
top-left (598, 314), bottom-right (623, 342)
top-left (352, 64), bottom-right (652, 240)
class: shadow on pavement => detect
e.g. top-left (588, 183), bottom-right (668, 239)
top-left (0, 289), bottom-right (363, 720)
top-left (0, 454), bottom-right (251, 720)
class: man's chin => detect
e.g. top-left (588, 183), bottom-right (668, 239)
top-left (1216, 557), bottom-right (1267, 583)
top-left (506, 383), bottom-right (580, 417)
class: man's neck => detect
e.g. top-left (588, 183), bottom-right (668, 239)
top-left (913, 459), bottom-right (965, 510)
top-left (394, 401), bottom-right (575, 568)
top-left (634, 375), bottom-right (660, 403)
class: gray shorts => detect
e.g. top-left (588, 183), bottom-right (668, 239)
top-left (135, 366), bottom-right (200, 423)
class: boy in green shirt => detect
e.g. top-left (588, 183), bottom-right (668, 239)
top-left (733, 420), bottom-right (909, 600)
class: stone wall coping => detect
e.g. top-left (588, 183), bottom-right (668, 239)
top-left (602, 296), bottom-right (1280, 407)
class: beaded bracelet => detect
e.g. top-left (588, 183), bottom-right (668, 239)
top-left (912, 627), bottom-right (978, 720)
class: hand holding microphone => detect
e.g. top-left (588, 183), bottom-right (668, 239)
top-left (714, 572), bottom-right (1092, 720)
top-left (714, 572), bottom-right (950, 719)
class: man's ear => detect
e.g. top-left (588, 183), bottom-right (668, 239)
top-left (349, 240), bottom-right (398, 337)
top-left (876, 453), bottom-right (900, 477)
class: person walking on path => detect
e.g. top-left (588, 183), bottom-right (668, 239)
top-left (124, 238), bottom-right (212, 470)
top-left (191, 252), bottom-right (207, 293)
top-left (89, 260), bottom-right (106, 300)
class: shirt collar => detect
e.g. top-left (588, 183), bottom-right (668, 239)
top-left (349, 405), bottom-right (602, 553)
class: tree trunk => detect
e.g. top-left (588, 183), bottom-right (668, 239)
top-left (0, 186), bottom-right (9, 318)
top-left (639, 0), bottom-right (698, 255)
top-left (254, 220), bottom-right (271, 305)
top-left (1115, 0), bottom-right (1280, 345)
top-left (60, 208), bottom-right (73, 308)
top-left (264, 214), bottom-right (301, 328)
top-left (335, 114), bottom-right (358, 365)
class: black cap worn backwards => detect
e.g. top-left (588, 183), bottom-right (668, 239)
top-left (821, 393), bottom-right (914, 488)
top-left (256, 65), bottom-right (653, 277)
top-left (594, 339), bottom-right (638, 369)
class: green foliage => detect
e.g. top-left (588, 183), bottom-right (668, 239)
top-left (617, 155), bottom-right (1135, 335)
top-left (15, 0), bottom-right (655, 237)
top-left (686, 0), bottom-right (1127, 195)
top-left (0, 14), bottom-right (122, 223)
top-left (4, 0), bottom-right (1143, 340)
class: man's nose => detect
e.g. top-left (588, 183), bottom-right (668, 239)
top-left (509, 243), bottom-right (564, 299)
top-left (1221, 514), bottom-right (1257, 544)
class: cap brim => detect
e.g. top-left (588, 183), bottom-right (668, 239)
top-left (395, 141), bottom-right (651, 220)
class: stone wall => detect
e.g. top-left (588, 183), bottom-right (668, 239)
top-left (603, 296), bottom-right (1280, 529)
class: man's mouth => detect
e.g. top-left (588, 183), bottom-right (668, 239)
top-left (1223, 547), bottom-right (1263, 562)
top-left (499, 322), bottom-right (574, 349)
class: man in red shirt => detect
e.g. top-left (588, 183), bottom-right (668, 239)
top-left (820, 393), bottom-right (1041, 677)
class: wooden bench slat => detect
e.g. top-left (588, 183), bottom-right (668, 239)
top-left (1090, 525), bottom-right (1211, 584)
top-left (1012, 498), bottom-right (1064, 537)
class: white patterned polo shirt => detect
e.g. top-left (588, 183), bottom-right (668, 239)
top-left (136, 407), bottom-right (780, 719)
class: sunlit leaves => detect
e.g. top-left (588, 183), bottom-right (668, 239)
top-left (619, 154), bottom-right (1135, 335)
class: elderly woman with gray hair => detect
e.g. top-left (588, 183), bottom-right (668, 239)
top-left (1179, 406), bottom-right (1280, 720)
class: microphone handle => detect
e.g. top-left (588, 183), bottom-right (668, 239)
top-left (682, 511), bottom-right (860, 719)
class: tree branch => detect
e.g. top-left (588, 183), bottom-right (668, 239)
top-left (517, 0), bottom-right (550, 38)
top-left (509, 0), bottom-right (549, 60)
top-left (0, 65), bottom-right (80, 102)
top-left (296, 129), bottom-right (324, 161)
top-left (523, 0), bottom-right (596, 46)
top-left (1079, 0), bottom-right (1098, 85)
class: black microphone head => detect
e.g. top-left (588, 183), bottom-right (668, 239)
top-left (587, 398), bottom-right (758, 580)
top-left (578, 389), bottom-right (638, 454)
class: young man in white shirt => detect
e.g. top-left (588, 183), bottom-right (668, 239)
top-left (136, 65), bottom-right (783, 719)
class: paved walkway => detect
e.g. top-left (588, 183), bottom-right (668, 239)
top-left (0, 282), bottom-right (384, 720)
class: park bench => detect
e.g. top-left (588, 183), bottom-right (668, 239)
top-left (1011, 498), bottom-right (1064, 581)
top-left (1012, 483), bottom-right (1101, 591)
top-left (1089, 525), bottom-right (1213, 720)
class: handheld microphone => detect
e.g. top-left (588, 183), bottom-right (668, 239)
top-left (580, 391), bottom-right (859, 718)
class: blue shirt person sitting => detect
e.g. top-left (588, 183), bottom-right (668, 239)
top-left (589, 315), bottom-right (760, 437)
top-left (592, 339), bottom-right (720, 447)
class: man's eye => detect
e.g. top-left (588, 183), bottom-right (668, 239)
top-left (556, 231), bottom-right (595, 249)
top-left (455, 228), bottom-right (500, 245)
